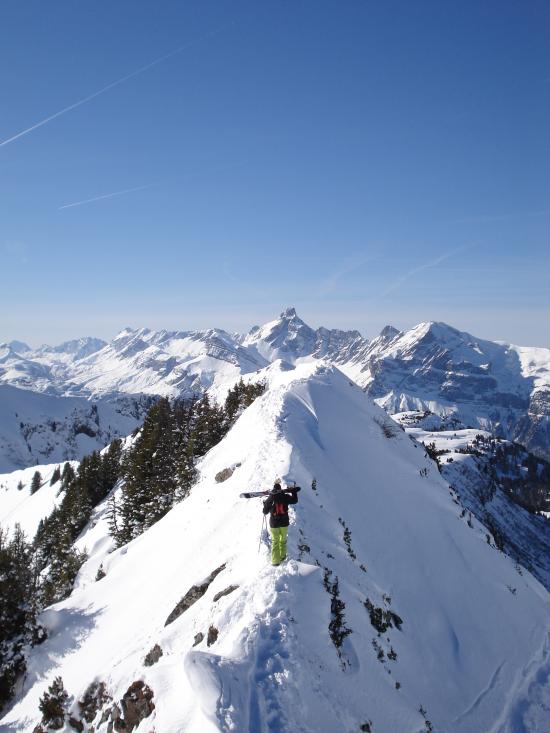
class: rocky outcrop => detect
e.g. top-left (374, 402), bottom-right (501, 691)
top-left (143, 644), bottom-right (163, 667)
top-left (164, 563), bottom-right (226, 626)
top-left (117, 681), bottom-right (155, 732)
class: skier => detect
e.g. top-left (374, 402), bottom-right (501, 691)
top-left (262, 480), bottom-right (299, 566)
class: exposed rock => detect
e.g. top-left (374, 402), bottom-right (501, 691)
top-left (165, 563), bottom-right (226, 626)
top-left (215, 467), bottom-right (234, 483)
top-left (68, 716), bottom-right (84, 731)
top-left (143, 644), bottom-right (163, 667)
top-left (193, 632), bottom-right (204, 647)
top-left (364, 598), bottom-right (403, 633)
top-left (212, 584), bottom-right (239, 602)
top-left (118, 681), bottom-right (155, 732)
top-left (207, 626), bottom-right (219, 647)
top-left (79, 681), bottom-right (111, 723)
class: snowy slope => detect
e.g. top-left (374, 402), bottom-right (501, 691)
top-left (2, 310), bottom-right (550, 466)
top-left (2, 362), bottom-right (550, 733)
top-left (0, 385), bottom-right (148, 472)
top-left (340, 321), bottom-right (550, 461)
top-left (0, 338), bottom-right (106, 394)
top-left (0, 461), bottom-right (76, 537)
top-left (394, 413), bottom-right (550, 593)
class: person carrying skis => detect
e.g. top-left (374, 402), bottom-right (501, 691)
top-left (263, 480), bottom-right (299, 566)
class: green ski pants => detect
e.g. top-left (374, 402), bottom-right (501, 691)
top-left (270, 526), bottom-right (288, 566)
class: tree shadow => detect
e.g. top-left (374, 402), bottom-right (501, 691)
top-left (1, 603), bottom-right (104, 730)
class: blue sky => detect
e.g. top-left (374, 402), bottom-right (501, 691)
top-left (1, 1), bottom-right (549, 347)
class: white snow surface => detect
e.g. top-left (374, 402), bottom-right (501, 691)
top-left (0, 462), bottom-right (75, 538)
top-left (0, 384), bottom-right (145, 472)
top-left (3, 310), bottom-right (550, 469)
top-left (2, 362), bottom-right (550, 732)
top-left (0, 310), bottom-right (365, 401)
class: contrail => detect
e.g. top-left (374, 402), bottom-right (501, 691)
top-left (0, 25), bottom-right (227, 148)
top-left (381, 244), bottom-right (476, 297)
top-left (58, 184), bottom-right (153, 210)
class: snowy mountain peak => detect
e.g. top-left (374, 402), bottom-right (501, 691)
top-left (49, 337), bottom-right (107, 359)
top-left (243, 307), bottom-right (317, 363)
top-left (0, 344), bottom-right (19, 362)
top-left (379, 324), bottom-right (400, 340)
top-left (0, 340), bottom-right (31, 354)
top-left (114, 327), bottom-right (136, 340)
top-left (411, 320), bottom-right (466, 344)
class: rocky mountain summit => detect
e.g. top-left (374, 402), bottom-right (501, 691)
top-left (1, 310), bottom-right (549, 469)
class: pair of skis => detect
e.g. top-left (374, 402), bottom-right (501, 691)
top-left (240, 485), bottom-right (301, 499)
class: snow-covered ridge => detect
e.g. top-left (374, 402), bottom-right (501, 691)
top-left (2, 310), bottom-right (550, 469)
top-left (1, 310), bottom-right (366, 400)
top-left (3, 361), bottom-right (550, 732)
top-left (339, 320), bottom-right (550, 460)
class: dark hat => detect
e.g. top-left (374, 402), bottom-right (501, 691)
top-left (271, 481), bottom-right (282, 494)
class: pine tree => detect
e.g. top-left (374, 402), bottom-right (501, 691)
top-left (61, 476), bottom-right (93, 540)
top-left (106, 494), bottom-right (121, 545)
top-left (0, 524), bottom-right (41, 712)
top-left (175, 436), bottom-right (197, 502)
top-left (224, 379), bottom-right (266, 428)
top-left (60, 462), bottom-right (75, 490)
top-left (101, 438), bottom-right (122, 492)
top-left (49, 466), bottom-right (61, 486)
top-left (119, 398), bottom-right (178, 541)
top-left (40, 529), bottom-right (87, 607)
top-left (30, 471), bottom-right (42, 494)
top-left (112, 381), bottom-right (266, 545)
top-left (38, 676), bottom-right (69, 730)
top-left (224, 378), bottom-right (244, 424)
top-left (142, 398), bottom-right (178, 528)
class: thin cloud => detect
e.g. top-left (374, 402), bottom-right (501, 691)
top-left (452, 210), bottom-right (550, 224)
top-left (381, 244), bottom-right (476, 297)
top-left (0, 25), bottom-right (228, 148)
top-left (58, 184), bottom-right (153, 210)
top-left (318, 254), bottom-right (379, 297)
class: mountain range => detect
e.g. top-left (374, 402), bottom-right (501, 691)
top-left (1, 308), bottom-right (549, 470)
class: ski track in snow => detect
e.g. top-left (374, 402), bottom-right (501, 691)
top-left (488, 632), bottom-right (550, 733)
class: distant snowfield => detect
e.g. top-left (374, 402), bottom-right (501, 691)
top-left (2, 362), bottom-right (550, 732)
top-left (0, 384), bottom-right (145, 472)
top-left (0, 462), bottom-right (72, 537)
top-left (515, 345), bottom-right (550, 386)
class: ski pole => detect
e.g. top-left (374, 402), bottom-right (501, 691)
top-left (258, 513), bottom-right (266, 554)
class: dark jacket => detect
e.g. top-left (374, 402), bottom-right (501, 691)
top-left (263, 490), bottom-right (298, 528)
